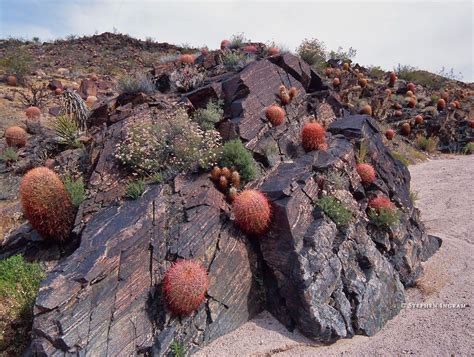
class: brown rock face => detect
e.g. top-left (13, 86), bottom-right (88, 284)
top-left (78, 78), bottom-right (98, 99)
top-left (29, 53), bottom-right (440, 355)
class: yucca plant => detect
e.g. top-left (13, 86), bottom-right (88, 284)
top-left (53, 115), bottom-right (79, 145)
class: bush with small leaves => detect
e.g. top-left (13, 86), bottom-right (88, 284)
top-left (317, 195), bottom-right (352, 227)
top-left (463, 142), bottom-right (474, 155)
top-left (302, 122), bottom-right (327, 151)
top-left (232, 189), bottom-right (271, 235)
top-left (296, 38), bottom-right (327, 71)
top-left (117, 72), bottom-right (155, 95)
top-left (222, 51), bottom-right (247, 67)
top-left (116, 109), bottom-right (221, 176)
top-left (0, 147), bottom-right (18, 164)
top-left (170, 66), bottom-right (205, 92)
top-left (0, 47), bottom-right (33, 84)
top-left (64, 176), bottom-right (86, 208)
top-left (20, 167), bottom-right (75, 241)
top-left (163, 260), bottom-right (209, 316)
top-left (265, 105), bottom-right (285, 126)
top-left (356, 163), bottom-right (376, 184)
top-left (414, 135), bottom-right (439, 153)
top-left (5, 126), bottom-right (27, 147)
top-left (220, 140), bottom-right (256, 182)
top-left (125, 179), bottom-right (146, 200)
top-left (192, 100), bottom-right (223, 130)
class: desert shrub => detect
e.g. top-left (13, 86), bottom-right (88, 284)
top-left (152, 172), bottom-right (164, 184)
top-left (125, 179), bottom-right (146, 200)
top-left (368, 207), bottom-right (400, 227)
top-left (170, 66), bottom-right (205, 92)
top-left (192, 100), bottom-right (223, 130)
top-left (409, 190), bottom-right (419, 203)
top-left (15, 81), bottom-right (49, 107)
top-left (437, 67), bottom-right (463, 81)
top-left (0, 147), bottom-right (18, 164)
top-left (463, 142), bottom-right (474, 155)
top-left (328, 46), bottom-right (357, 62)
top-left (0, 47), bottom-right (33, 84)
top-left (0, 254), bottom-right (43, 316)
top-left (220, 140), bottom-right (256, 182)
top-left (317, 195), bottom-right (352, 227)
top-left (296, 38), bottom-right (327, 72)
top-left (229, 33), bottom-right (248, 49)
top-left (414, 135), bottom-right (439, 153)
top-left (222, 51), bottom-right (248, 67)
top-left (116, 109), bottom-right (221, 176)
top-left (53, 115), bottom-right (79, 146)
top-left (326, 171), bottom-right (347, 190)
top-left (64, 176), bottom-right (86, 208)
top-left (158, 53), bottom-right (179, 64)
top-left (395, 64), bottom-right (446, 90)
top-left (117, 72), bottom-right (155, 95)
top-left (392, 151), bottom-right (409, 166)
top-left (170, 340), bottom-right (185, 357)
top-left (355, 139), bottom-right (369, 164)
top-left (367, 66), bottom-right (385, 80)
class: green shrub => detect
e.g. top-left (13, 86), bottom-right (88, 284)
top-left (463, 142), bottom-right (474, 155)
top-left (53, 115), bottom-right (79, 145)
top-left (296, 38), bottom-right (327, 72)
top-left (117, 72), bottom-right (155, 95)
top-left (170, 340), bottom-right (185, 357)
top-left (328, 46), bottom-right (357, 62)
top-left (326, 171), bottom-right (347, 190)
top-left (170, 66), bottom-right (205, 92)
top-left (116, 109), bottom-right (221, 175)
top-left (220, 140), bottom-right (256, 182)
top-left (192, 100), bottom-right (223, 130)
top-left (368, 207), bottom-right (400, 228)
top-left (125, 179), bottom-right (146, 200)
top-left (64, 176), bottom-right (86, 207)
top-left (222, 51), bottom-right (246, 67)
top-left (229, 33), bottom-right (248, 49)
top-left (392, 151), bottom-right (409, 166)
top-left (152, 172), bottom-right (164, 184)
top-left (409, 190), bottom-right (419, 203)
top-left (395, 64), bottom-right (446, 90)
top-left (414, 135), bottom-right (439, 153)
top-left (317, 196), bottom-right (352, 227)
top-left (367, 66), bottom-right (385, 80)
top-left (0, 147), bottom-right (18, 164)
top-left (0, 47), bottom-right (33, 84)
top-left (0, 254), bottom-right (44, 316)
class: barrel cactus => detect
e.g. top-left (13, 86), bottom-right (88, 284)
top-left (265, 105), bottom-right (285, 126)
top-left (19, 167), bottom-right (75, 241)
top-left (302, 122), bottom-right (327, 151)
top-left (162, 260), bottom-right (209, 316)
top-left (5, 126), bottom-right (27, 147)
top-left (232, 189), bottom-right (271, 235)
top-left (356, 163), bottom-right (376, 185)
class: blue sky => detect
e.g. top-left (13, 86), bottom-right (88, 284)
top-left (1, 0), bottom-right (473, 81)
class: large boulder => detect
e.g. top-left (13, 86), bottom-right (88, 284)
top-left (30, 53), bottom-right (440, 355)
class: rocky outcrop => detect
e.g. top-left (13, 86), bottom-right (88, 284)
top-left (29, 53), bottom-right (440, 355)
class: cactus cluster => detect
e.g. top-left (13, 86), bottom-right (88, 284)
top-left (302, 121), bottom-right (327, 151)
top-left (5, 126), bottom-right (27, 147)
top-left (243, 44), bottom-right (257, 53)
top-left (265, 105), bottom-right (286, 126)
top-left (267, 47), bottom-right (279, 56)
top-left (368, 196), bottom-right (395, 212)
top-left (279, 85), bottom-right (298, 105)
top-left (400, 122), bottom-right (411, 136)
top-left (232, 189), bottom-right (271, 235)
top-left (162, 260), bottom-right (209, 316)
top-left (356, 163), bottom-right (376, 185)
top-left (385, 129), bottom-right (395, 140)
top-left (414, 115), bottom-right (424, 125)
top-left (19, 167), bottom-right (75, 241)
top-left (220, 39), bottom-right (230, 50)
top-left (211, 166), bottom-right (241, 201)
top-left (360, 104), bottom-right (372, 116)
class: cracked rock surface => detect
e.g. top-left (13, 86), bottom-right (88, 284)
top-left (29, 53), bottom-right (440, 355)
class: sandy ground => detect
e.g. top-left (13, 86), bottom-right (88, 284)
top-left (195, 155), bottom-right (474, 356)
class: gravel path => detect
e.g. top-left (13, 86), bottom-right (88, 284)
top-left (195, 155), bottom-right (474, 356)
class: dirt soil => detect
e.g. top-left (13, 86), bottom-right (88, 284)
top-left (195, 155), bottom-right (474, 356)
